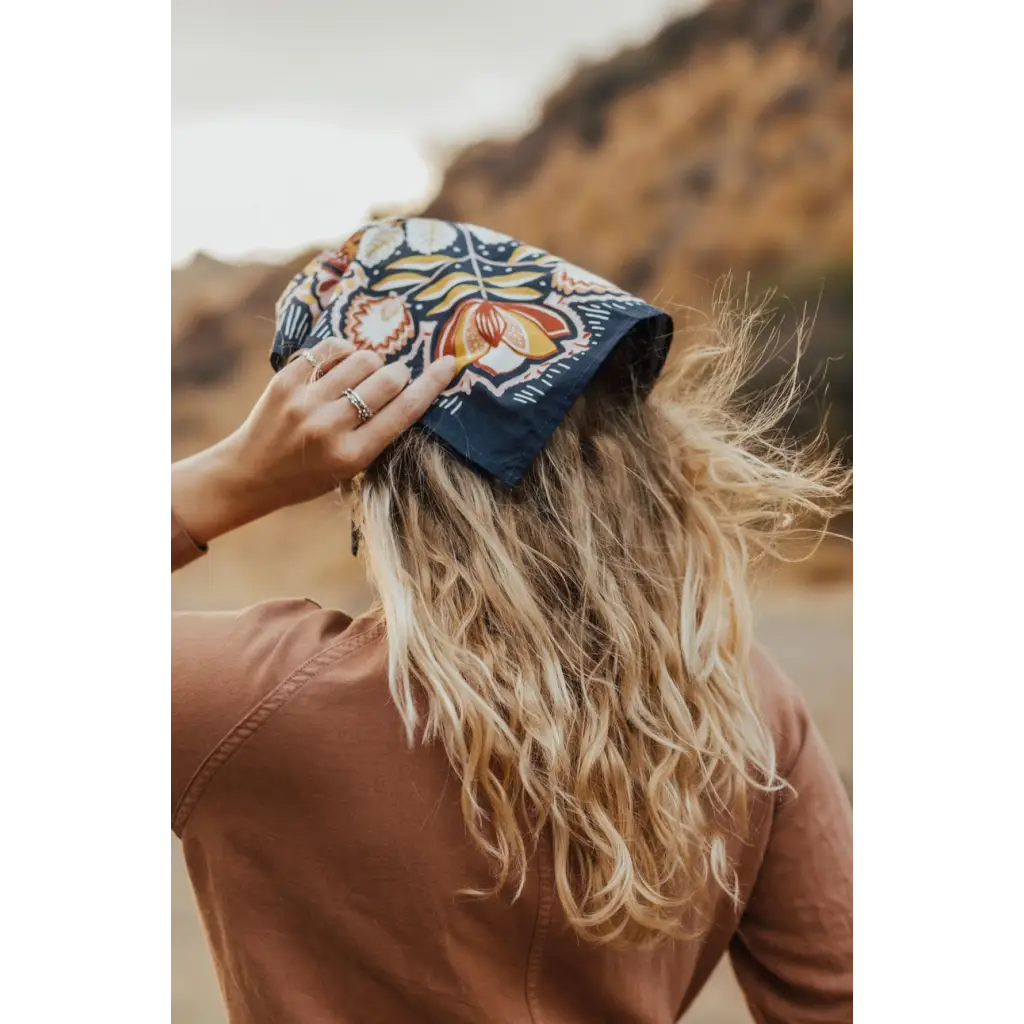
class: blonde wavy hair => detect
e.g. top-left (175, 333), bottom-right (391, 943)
top-left (357, 297), bottom-right (848, 946)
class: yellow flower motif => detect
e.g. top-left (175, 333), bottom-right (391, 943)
top-left (434, 299), bottom-right (570, 375)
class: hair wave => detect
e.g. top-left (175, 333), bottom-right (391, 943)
top-left (357, 295), bottom-right (848, 945)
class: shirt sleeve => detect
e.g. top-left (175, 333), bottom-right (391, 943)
top-left (728, 648), bottom-right (854, 1024)
top-left (172, 598), bottom-right (340, 835)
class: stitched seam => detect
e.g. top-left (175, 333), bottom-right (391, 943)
top-left (525, 829), bottom-right (554, 1024)
top-left (172, 622), bottom-right (385, 834)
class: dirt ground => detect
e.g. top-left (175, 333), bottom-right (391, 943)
top-left (171, 524), bottom-right (851, 1024)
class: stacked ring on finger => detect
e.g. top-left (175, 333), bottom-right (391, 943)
top-left (343, 388), bottom-right (374, 424)
top-left (313, 350), bottom-right (411, 422)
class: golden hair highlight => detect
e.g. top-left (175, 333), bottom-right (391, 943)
top-left (358, 294), bottom-right (848, 946)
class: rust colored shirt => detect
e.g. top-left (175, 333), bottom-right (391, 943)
top-left (172, 511), bottom-right (853, 1023)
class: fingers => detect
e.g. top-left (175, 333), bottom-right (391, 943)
top-left (273, 337), bottom-right (458, 478)
top-left (315, 350), bottom-right (420, 428)
top-left (315, 348), bottom-right (388, 401)
top-left (338, 362), bottom-right (412, 421)
top-left (278, 336), bottom-right (355, 387)
top-left (347, 355), bottom-right (459, 465)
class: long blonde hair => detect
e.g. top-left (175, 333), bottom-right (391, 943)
top-left (358, 297), bottom-right (847, 946)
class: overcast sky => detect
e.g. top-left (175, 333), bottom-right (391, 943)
top-left (172, 0), bottom-right (700, 264)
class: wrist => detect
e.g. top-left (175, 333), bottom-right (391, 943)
top-left (171, 434), bottom-right (260, 546)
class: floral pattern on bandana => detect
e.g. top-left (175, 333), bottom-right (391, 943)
top-left (273, 219), bottom-right (673, 484)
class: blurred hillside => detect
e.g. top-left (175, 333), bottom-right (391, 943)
top-left (172, 6), bottom-right (852, 1020)
top-left (172, 0), bottom-right (852, 461)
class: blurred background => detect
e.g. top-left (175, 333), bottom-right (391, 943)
top-left (172, 0), bottom-right (852, 1020)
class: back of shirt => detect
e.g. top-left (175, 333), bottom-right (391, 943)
top-left (172, 598), bottom-right (853, 1024)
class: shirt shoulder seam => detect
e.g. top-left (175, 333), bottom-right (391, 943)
top-left (172, 621), bottom-right (385, 835)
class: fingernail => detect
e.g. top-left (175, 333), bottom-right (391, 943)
top-left (437, 355), bottom-right (458, 377)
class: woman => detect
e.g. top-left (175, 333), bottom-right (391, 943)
top-left (172, 219), bottom-right (852, 1024)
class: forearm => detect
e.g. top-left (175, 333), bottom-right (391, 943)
top-left (171, 436), bottom-right (274, 573)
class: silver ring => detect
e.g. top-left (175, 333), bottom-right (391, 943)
top-left (300, 349), bottom-right (324, 379)
top-left (343, 388), bottom-right (374, 424)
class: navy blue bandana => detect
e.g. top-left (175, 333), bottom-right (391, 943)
top-left (272, 219), bottom-right (673, 485)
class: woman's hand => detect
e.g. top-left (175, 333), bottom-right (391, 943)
top-left (171, 338), bottom-right (458, 546)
